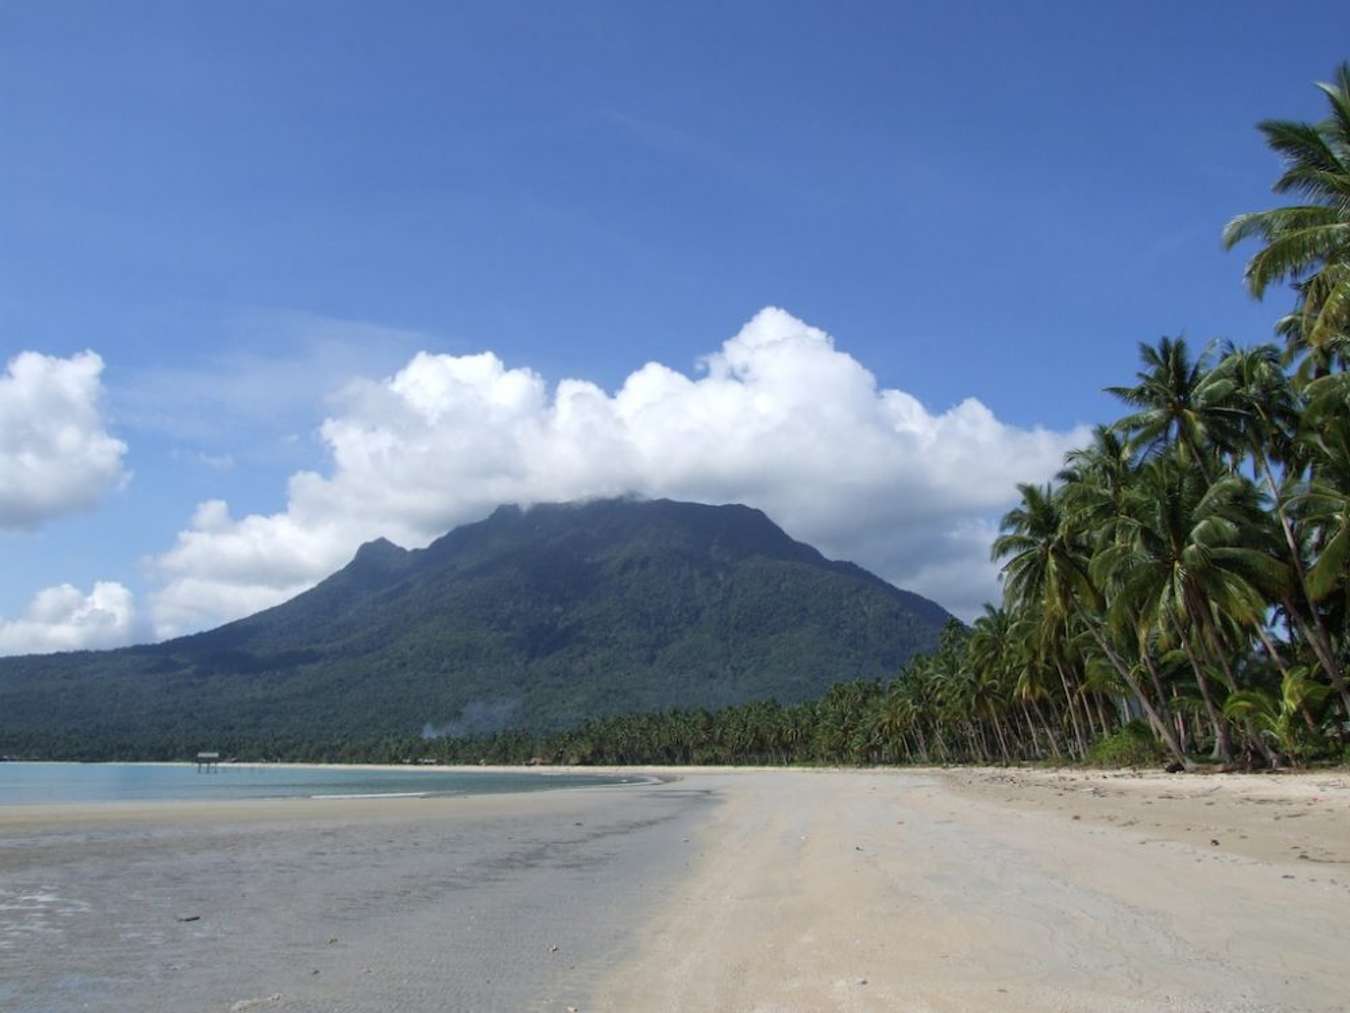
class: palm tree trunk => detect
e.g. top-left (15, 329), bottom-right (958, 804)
top-left (1282, 596), bottom-right (1350, 717)
top-left (1093, 692), bottom-right (1112, 738)
top-left (1253, 445), bottom-right (1350, 717)
top-left (1020, 702), bottom-right (1043, 759)
top-left (1244, 717), bottom-right (1281, 769)
top-left (970, 723), bottom-right (988, 763)
top-left (1179, 630), bottom-right (1233, 763)
top-left (1087, 625), bottom-right (1189, 766)
top-left (1253, 623), bottom-right (1295, 683)
top-left (1140, 649), bottom-right (1172, 721)
top-left (1035, 698), bottom-right (1063, 759)
top-left (987, 705), bottom-right (1011, 763)
top-left (1055, 663), bottom-right (1088, 758)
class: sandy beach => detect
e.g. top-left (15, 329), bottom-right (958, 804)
top-left (603, 768), bottom-right (1350, 1012)
top-left (3, 767), bottom-right (1348, 1012)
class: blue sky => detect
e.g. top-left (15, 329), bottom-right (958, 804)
top-left (1, 1), bottom-right (1346, 646)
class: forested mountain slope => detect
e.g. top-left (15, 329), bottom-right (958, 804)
top-left (0, 498), bottom-right (951, 757)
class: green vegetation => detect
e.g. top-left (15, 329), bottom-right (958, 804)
top-left (1086, 723), bottom-right (1166, 769)
top-left (282, 64), bottom-right (1350, 772)
top-left (0, 499), bottom-right (949, 759)
top-left (3, 66), bottom-right (1349, 773)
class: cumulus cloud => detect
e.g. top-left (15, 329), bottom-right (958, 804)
top-left (150, 308), bottom-right (1087, 634)
top-left (0, 350), bottom-right (128, 529)
top-left (0, 581), bottom-right (139, 656)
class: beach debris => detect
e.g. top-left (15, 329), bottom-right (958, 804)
top-left (854, 845), bottom-right (864, 852)
top-left (858, 977), bottom-right (868, 986)
top-left (566, 1006), bottom-right (579, 1012)
top-left (328, 937), bottom-right (338, 944)
top-left (1165, 761), bottom-right (1185, 774)
top-left (176, 914), bottom-right (201, 922)
top-left (549, 944), bottom-right (560, 953)
top-left (1211, 839), bottom-right (1220, 846)
top-left (229, 996), bottom-right (282, 1012)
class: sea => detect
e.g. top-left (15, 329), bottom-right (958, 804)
top-left (0, 761), bottom-right (637, 805)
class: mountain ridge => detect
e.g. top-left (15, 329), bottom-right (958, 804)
top-left (0, 498), bottom-right (953, 757)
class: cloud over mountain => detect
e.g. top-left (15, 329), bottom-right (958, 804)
top-left (0, 351), bottom-right (128, 529)
top-left (0, 581), bottom-right (139, 656)
top-left (150, 308), bottom-right (1086, 635)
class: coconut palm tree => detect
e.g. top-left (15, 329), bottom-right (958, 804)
top-left (994, 483), bottom-right (1190, 764)
top-left (1105, 336), bottom-right (1239, 476)
top-left (1274, 301), bottom-right (1350, 383)
top-left (1224, 63), bottom-right (1350, 357)
top-left (1299, 417), bottom-right (1350, 603)
top-left (1092, 454), bottom-right (1290, 762)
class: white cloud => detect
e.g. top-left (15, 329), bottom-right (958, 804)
top-left (149, 308), bottom-right (1087, 634)
top-left (0, 581), bottom-right (139, 656)
top-left (0, 350), bottom-right (128, 529)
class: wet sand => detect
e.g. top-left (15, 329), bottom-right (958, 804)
top-left (0, 780), bottom-right (715, 1012)
top-left (4, 767), bottom-right (1349, 1012)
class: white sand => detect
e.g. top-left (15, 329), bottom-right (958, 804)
top-left (5, 767), bottom-right (1347, 1012)
top-left (599, 768), bottom-right (1350, 1012)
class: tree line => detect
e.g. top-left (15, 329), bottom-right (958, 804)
top-left (6, 65), bottom-right (1348, 771)
top-left (420, 63), bottom-right (1350, 772)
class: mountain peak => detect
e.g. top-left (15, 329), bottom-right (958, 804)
top-left (0, 497), bottom-right (953, 752)
top-left (352, 536), bottom-right (407, 563)
top-left (464, 497), bottom-right (805, 559)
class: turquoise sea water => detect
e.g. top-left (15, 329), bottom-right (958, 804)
top-left (0, 762), bottom-right (635, 805)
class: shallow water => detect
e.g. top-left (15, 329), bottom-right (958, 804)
top-left (0, 761), bottom-right (632, 804)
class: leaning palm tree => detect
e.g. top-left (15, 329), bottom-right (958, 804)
top-left (994, 483), bottom-right (1190, 764)
top-left (1286, 413), bottom-right (1350, 718)
top-left (1223, 63), bottom-right (1350, 359)
top-left (1092, 455), bottom-right (1289, 762)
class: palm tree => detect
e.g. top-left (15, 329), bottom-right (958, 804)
top-left (1274, 301), bottom-right (1350, 383)
top-left (993, 484), bottom-right (1100, 623)
top-left (994, 483), bottom-right (1190, 764)
top-left (1092, 455), bottom-right (1289, 762)
top-left (1298, 414), bottom-right (1350, 600)
top-left (1105, 336), bottom-right (1239, 475)
top-left (967, 605), bottom-right (1018, 761)
top-left (1288, 413), bottom-right (1350, 717)
top-left (1224, 63), bottom-right (1350, 358)
top-left (1059, 425), bottom-right (1137, 531)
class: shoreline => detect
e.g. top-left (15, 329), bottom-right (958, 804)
top-left (4, 768), bottom-right (1347, 1009)
top-left (10, 756), bottom-right (1347, 774)
top-left (0, 764), bottom-right (669, 821)
top-left (5, 758), bottom-right (1347, 814)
